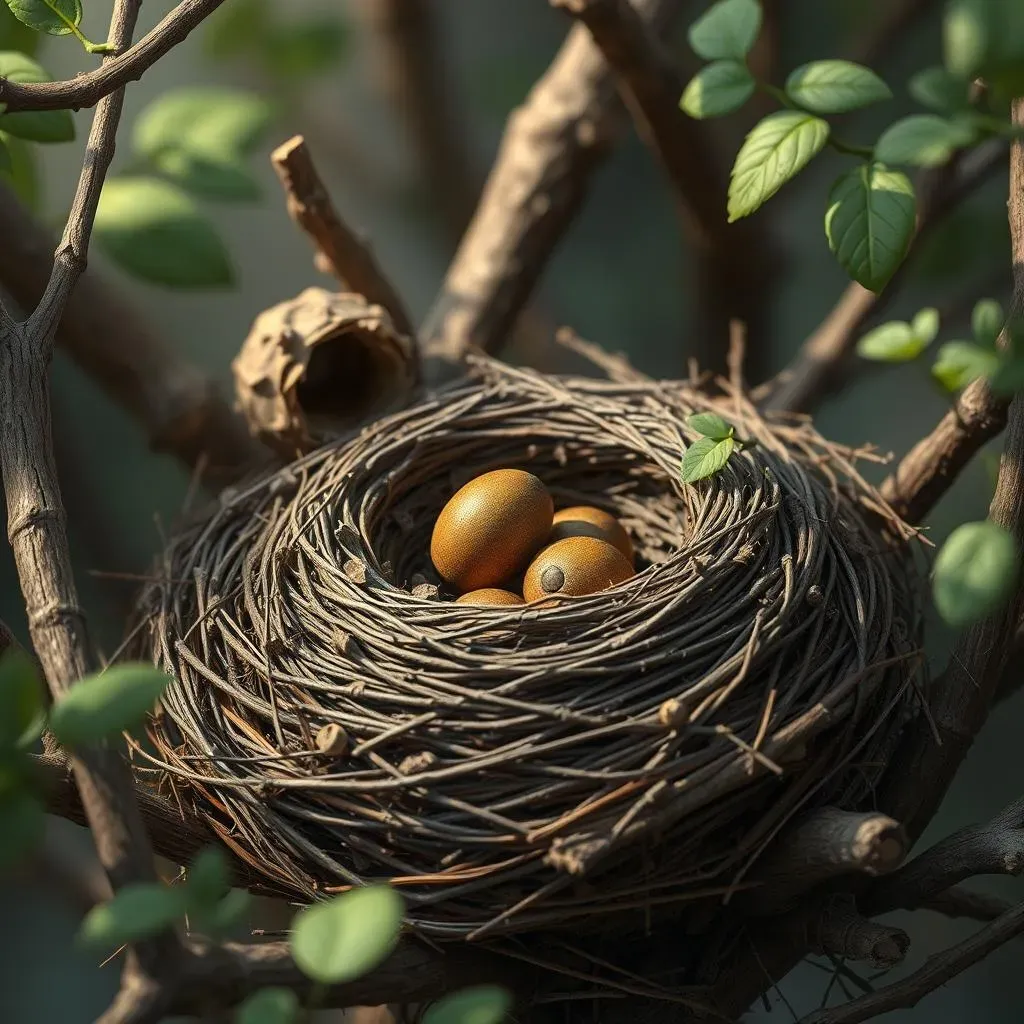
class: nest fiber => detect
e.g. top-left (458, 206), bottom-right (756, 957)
top-left (139, 359), bottom-right (921, 941)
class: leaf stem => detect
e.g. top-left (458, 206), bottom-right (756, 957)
top-left (828, 137), bottom-right (875, 158)
top-left (757, 82), bottom-right (792, 108)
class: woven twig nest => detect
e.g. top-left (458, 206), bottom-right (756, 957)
top-left (137, 358), bottom-right (921, 942)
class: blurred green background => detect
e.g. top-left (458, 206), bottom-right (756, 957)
top-left (0, 0), bottom-right (1021, 1020)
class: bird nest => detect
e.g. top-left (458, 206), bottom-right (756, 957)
top-left (136, 358), bottom-right (922, 942)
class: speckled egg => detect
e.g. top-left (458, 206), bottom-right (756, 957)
top-left (550, 505), bottom-right (634, 563)
top-left (430, 469), bottom-right (553, 591)
top-left (523, 536), bottom-right (634, 602)
top-left (455, 588), bottom-right (525, 607)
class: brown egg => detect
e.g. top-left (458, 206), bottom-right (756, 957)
top-left (430, 469), bottom-right (553, 591)
top-left (455, 588), bottom-right (525, 607)
top-left (550, 505), bottom-right (634, 563)
top-left (523, 536), bottom-right (634, 602)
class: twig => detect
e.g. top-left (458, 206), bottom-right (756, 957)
top-left (879, 377), bottom-right (1009, 524)
top-left (922, 885), bottom-right (1017, 923)
top-left (765, 141), bottom-right (1006, 416)
top-left (420, 0), bottom-right (684, 374)
top-left (800, 901), bottom-right (1024, 1024)
top-left (808, 896), bottom-right (909, 969)
top-left (553, 0), bottom-right (777, 376)
top-left (866, 797), bottom-right (1024, 915)
top-left (0, 182), bottom-right (258, 482)
top-left (271, 136), bottom-right (414, 338)
top-left (0, 0), bottom-right (228, 113)
top-left (352, 0), bottom-right (478, 244)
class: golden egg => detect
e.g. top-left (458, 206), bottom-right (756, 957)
top-left (523, 536), bottom-right (634, 602)
top-left (550, 505), bottom-right (634, 563)
top-left (430, 469), bottom-right (553, 591)
top-left (455, 588), bottom-right (525, 607)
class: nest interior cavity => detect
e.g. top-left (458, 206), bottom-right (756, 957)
top-left (139, 358), bottom-right (921, 942)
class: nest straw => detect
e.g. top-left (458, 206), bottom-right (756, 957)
top-left (137, 357), bottom-right (922, 941)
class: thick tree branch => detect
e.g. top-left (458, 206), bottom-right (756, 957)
top-left (553, 0), bottom-right (778, 376)
top-left (766, 141), bottom-right (1006, 416)
top-left (800, 901), bottom-right (1024, 1024)
top-left (420, 0), bottom-right (683, 374)
top-left (0, 182), bottom-right (259, 482)
top-left (0, 0), bottom-right (227, 113)
top-left (271, 135), bottom-right (415, 338)
top-left (809, 896), bottom-right (909, 969)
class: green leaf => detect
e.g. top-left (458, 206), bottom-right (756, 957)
top-left (185, 847), bottom-right (231, 910)
top-left (680, 60), bottom-right (754, 119)
top-left (0, 51), bottom-right (74, 142)
top-left (784, 60), bottom-right (891, 114)
top-left (856, 320), bottom-right (931, 362)
top-left (196, 887), bottom-right (252, 937)
top-left (874, 114), bottom-right (976, 167)
top-left (909, 67), bottom-right (970, 113)
top-left (422, 987), bottom-right (513, 1024)
top-left (49, 662), bottom-right (169, 748)
top-left (0, 789), bottom-right (44, 868)
top-left (260, 18), bottom-right (350, 81)
top-left (0, 134), bottom-right (8, 173)
top-left (932, 341), bottom-right (999, 391)
top-left (4, 0), bottom-right (81, 36)
top-left (911, 307), bottom-right (940, 346)
top-left (933, 520), bottom-right (1020, 628)
top-left (686, 412), bottom-right (734, 440)
top-left (728, 111), bottom-right (829, 221)
top-left (203, 0), bottom-right (269, 60)
top-left (0, 647), bottom-right (44, 750)
top-left (291, 886), bottom-right (403, 984)
top-left (972, 298), bottom-right (1004, 347)
top-left (944, 0), bottom-right (992, 80)
top-left (78, 883), bottom-right (188, 950)
top-left (153, 150), bottom-right (261, 201)
top-left (94, 177), bottom-right (234, 289)
top-left (681, 435), bottom-right (735, 483)
top-left (989, 353), bottom-right (1024, 395)
top-left (236, 988), bottom-right (300, 1024)
top-left (0, 130), bottom-right (39, 208)
top-left (688, 0), bottom-right (761, 61)
top-left (0, 3), bottom-right (40, 54)
top-left (825, 163), bottom-right (915, 292)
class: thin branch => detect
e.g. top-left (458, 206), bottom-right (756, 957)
top-left (766, 141), bottom-right (1006, 416)
top-left (420, 0), bottom-right (684, 375)
top-left (0, 0), bottom-right (227, 113)
top-left (553, 0), bottom-right (778, 376)
top-left (271, 135), bottom-right (415, 338)
top-left (922, 885), bottom-right (1017, 923)
top-left (809, 896), bottom-right (909, 969)
top-left (0, 183), bottom-right (258, 483)
top-left (800, 901), bottom-right (1024, 1024)
top-left (352, 0), bottom-right (478, 245)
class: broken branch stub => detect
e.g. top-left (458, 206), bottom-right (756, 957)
top-left (232, 287), bottom-right (418, 456)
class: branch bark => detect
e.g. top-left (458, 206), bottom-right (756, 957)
top-left (809, 896), bottom-right (909, 969)
top-left (420, 0), bottom-right (683, 375)
top-left (921, 885), bottom-right (1016, 923)
top-left (0, 0), bottom-right (228, 113)
top-left (553, 0), bottom-right (778, 377)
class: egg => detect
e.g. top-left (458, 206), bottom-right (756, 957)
top-left (431, 469), bottom-right (554, 591)
top-left (455, 588), bottom-right (525, 607)
top-left (550, 505), bottom-right (634, 563)
top-left (523, 536), bottom-right (634, 602)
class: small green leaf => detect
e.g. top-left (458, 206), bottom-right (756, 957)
top-left (185, 847), bottom-right (231, 910)
top-left (681, 435), bottom-right (735, 483)
top-left (422, 987), bottom-right (513, 1024)
top-left (154, 150), bottom-right (261, 201)
top-left (728, 111), bottom-right (829, 221)
top-left (203, 0), bottom-right (269, 60)
top-left (0, 3), bottom-right (41, 54)
top-left (856, 321), bottom-right (930, 362)
top-left (688, 0), bottom-right (761, 61)
top-left (825, 163), bottom-right (915, 292)
top-left (933, 520), bottom-right (1020, 628)
top-left (196, 887), bottom-right (252, 937)
top-left (49, 662), bottom-right (169, 748)
top-left (0, 135), bottom-right (9, 173)
top-left (932, 341), bottom-right (999, 391)
top-left (909, 67), bottom-right (970, 113)
top-left (0, 789), bottom-right (44, 868)
top-left (686, 412), bottom-right (734, 440)
top-left (0, 130), bottom-right (39, 209)
top-left (784, 60), bottom-right (891, 114)
top-left (0, 648), bottom-right (44, 750)
top-left (4, 0), bottom-right (81, 37)
top-left (79, 883), bottom-right (188, 950)
top-left (259, 18), bottom-right (350, 81)
top-left (911, 307), bottom-right (940, 346)
top-left (943, 0), bottom-right (991, 80)
top-left (680, 60), bottom-right (754, 119)
top-left (972, 298), bottom-right (1004, 347)
top-left (874, 114), bottom-right (976, 167)
top-left (0, 51), bottom-right (74, 143)
top-left (236, 988), bottom-right (300, 1024)
top-left (94, 177), bottom-right (234, 289)
top-left (989, 354), bottom-right (1024, 395)
top-left (291, 886), bottom-right (403, 984)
